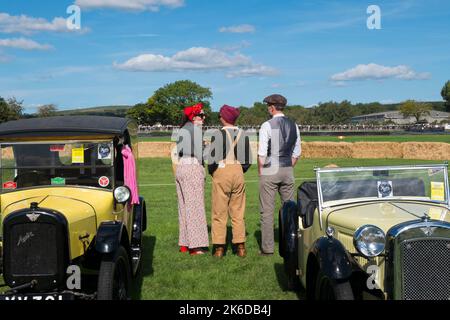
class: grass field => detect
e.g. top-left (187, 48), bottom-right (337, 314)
top-left (139, 134), bottom-right (450, 143)
top-left (134, 157), bottom-right (445, 300)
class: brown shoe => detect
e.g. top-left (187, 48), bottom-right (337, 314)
top-left (236, 243), bottom-right (246, 258)
top-left (213, 246), bottom-right (225, 258)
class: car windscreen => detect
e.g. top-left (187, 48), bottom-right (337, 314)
top-left (0, 141), bottom-right (114, 191)
top-left (317, 166), bottom-right (449, 206)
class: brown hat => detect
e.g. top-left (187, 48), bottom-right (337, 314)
top-left (263, 94), bottom-right (287, 107)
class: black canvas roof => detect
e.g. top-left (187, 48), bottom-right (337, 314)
top-left (0, 116), bottom-right (132, 138)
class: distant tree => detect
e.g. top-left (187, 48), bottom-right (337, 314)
top-left (147, 80), bottom-right (212, 125)
top-left (0, 96), bottom-right (23, 123)
top-left (127, 103), bottom-right (152, 125)
top-left (0, 97), bottom-right (9, 123)
top-left (236, 102), bottom-right (270, 126)
top-left (37, 104), bottom-right (58, 117)
top-left (441, 80), bottom-right (450, 112)
top-left (400, 100), bottom-right (432, 123)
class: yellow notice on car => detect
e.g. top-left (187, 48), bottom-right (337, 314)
top-left (72, 145), bottom-right (84, 164)
top-left (431, 182), bottom-right (445, 202)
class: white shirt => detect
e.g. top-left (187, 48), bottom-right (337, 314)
top-left (258, 113), bottom-right (302, 159)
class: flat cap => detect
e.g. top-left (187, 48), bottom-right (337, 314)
top-left (263, 94), bottom-right (287, 107)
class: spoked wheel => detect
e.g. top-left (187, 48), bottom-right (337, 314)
top-left (97, 246), bottom-right (131, 300)
top-left (315, 270), bottom-right (354, 300)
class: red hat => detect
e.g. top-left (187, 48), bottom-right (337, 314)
top-left (184, 103), bottom-right (203, 121)
top-left (220, 105), bottom-right (240, 125)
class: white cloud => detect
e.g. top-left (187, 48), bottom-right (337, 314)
top-left (220, 40), bottom-right (252, 52)
top-left (0, 38), bottom-right (52, 50)
top-left (219, 24), bottom-right (256, 33)
top-left (331, 63), bottom-right (431, 82)
top-left (226, 65), bottom-right (278, 78)
top-left (75, 0), bottom-right (184, 11)
top-left (0, 12), bottom-right (88, 35)
top-left (114, 47), bottom-right (277, 78)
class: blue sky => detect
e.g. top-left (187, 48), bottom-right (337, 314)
top-left (0, 0), bottom-right (449, 113)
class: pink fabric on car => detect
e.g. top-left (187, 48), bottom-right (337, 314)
top-left (122, 145), bottom-right (140, 205)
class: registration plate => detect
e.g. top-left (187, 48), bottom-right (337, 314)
top-left (0, 293), bottom-right (74, 301)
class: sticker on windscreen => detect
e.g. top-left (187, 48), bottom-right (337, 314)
top-left (99, 176), bottom-right (110, 188)
top-left (98, 144), bottom-right (112, 160)
top-left (72, 145), bottom-right (84, 164)
top-left (377, 181), bottom-right (393, 198)
top-left (50, 145), bottom-right (65, 152)
top-left (51, 177), bottom-right (66, 186)
top-left (3, 181), bottom-right (17, 190)
top-left (431, 182), bottom-right (445, 201)
top-left (428, 168), bottom-right (444, 177)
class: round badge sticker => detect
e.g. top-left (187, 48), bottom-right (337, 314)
top-left (99, 176), bottom-right (110, 188)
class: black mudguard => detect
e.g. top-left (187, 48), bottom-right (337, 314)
top-left (131, 197), bottom-right (146, 247)
top-left (133, 196), bottom-right (147, 232)
top-left (95, 221), bottom-right (125, 254)
top-left (311, 236), bottom-right (353, 281)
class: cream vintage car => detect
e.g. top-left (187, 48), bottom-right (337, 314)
top-left (279, 164), bottom-right (450, 300)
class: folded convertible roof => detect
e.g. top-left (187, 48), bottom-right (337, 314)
top-left (0, 116), bottom-right (133, 138)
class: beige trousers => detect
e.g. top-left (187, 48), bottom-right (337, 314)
top-left (211, 164), bottom-right (246, 245)
top-left (259, 166), bottom-right (295, 254)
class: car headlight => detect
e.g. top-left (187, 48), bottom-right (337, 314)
top-left (353, 225), bottom-right (386, 258)
top-left (114, 186), bottom-right (131, 204)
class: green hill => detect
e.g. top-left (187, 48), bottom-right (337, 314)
top-left (57, 105), bottom-right (132, 117)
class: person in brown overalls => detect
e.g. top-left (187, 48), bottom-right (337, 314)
top-left (208, 105), bottom-right (252, 258)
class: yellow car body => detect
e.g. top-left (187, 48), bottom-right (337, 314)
top-left (0, 187), bottom-right (134, 260)
top-left (0, 116), bottom-right (146, 300)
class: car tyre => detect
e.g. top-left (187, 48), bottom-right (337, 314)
top-left (315, 270), bottom-right (354, 300)
top-left (97, 246), bottom-right (131, 300)
top-left (284, 255), bottom-right (300, 291)
top-left (278, 211), bottom-right (285, 257)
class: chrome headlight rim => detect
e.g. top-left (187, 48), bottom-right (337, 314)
top-left (353, 225), bottom-right (386, 258)
top-left (114, 186), bottom-right (131, 204)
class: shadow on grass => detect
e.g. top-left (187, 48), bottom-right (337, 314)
top-left (131, 235), bottom-right (156, 300)
top-left (254, 228), bottom-right (280, 252)
top-left (274, 263), bottom-right (306, 300)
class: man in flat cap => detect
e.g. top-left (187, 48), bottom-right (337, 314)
top-left (207, 105), bottom-right (252, 258)
top-left (258, 94), bottom-right (301, 255)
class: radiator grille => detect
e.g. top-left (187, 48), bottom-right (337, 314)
top-left (402, 239), bottom-right (450, 300)
top-left (9, 223), bottom-right (58, 276)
